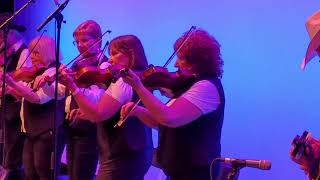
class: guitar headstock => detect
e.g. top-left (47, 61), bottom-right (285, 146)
top-left (292, 131), bottom-right (312, 159)
top-left (291, 131), bottom-right (320, 180)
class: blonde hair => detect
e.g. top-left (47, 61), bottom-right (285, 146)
top-left (29, 36), bottom-right (62, 65)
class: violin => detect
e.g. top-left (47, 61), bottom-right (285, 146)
top-left (40, 63), bottom-right (124, 89)
top-left (291, 131), bottom-right (320, 179)
top-left (71, 64), bottom-right (124, 88)
top-left (44, 37), bottom-right (112, 89)
top-left (10, 64), bottom-right (46, 83)
top-left (139, 65), bottom-right (196, 97)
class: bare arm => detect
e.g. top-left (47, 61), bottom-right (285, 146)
top-left (121, 102), bottom-right (158, 128)
top-left (59, 66), bottom-right (133, 123)
top-left (0, 85), bottom-right (22, 101)
top-left (73, 91), bottom-right (121, 123)
top-left (123, 70), bottom-right (202, 128)
top-left (6, 86), bottom-right (22, 101)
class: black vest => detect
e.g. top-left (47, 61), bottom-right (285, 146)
top-left (97, 92), bottom-right (153, 161)
top-left (0, 44), bottom-right (27, 126)
top-left (157, 77), bottom-right (225, 175)
top-left (23, 69), bottom-right (66, 138)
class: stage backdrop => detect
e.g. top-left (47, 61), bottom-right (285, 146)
top-left (14, 0), bottom-right (320, 179)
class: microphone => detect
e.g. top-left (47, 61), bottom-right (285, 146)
top-left (217, 157), bottom-right (271, 170)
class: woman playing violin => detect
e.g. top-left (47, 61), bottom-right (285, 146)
top-left (121, 29), bottom-right (225, 180)
top-left (59, 34), bottom-right (153, 180)
top-left (0, 28), bottom-right (31, 180)
top-left (2, 35), bottom-right (65, 180)
top-left (62, 20), bottom-right (109, 180)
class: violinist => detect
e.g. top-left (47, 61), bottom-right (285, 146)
top-left (63, 20), bottom-right (108, 180)
top-left (121, 29), bottom-right (225, 180)
top-left (1, 35), bottom-right (66, 180)
top-left (0, 22), bottom-right (31, 179)
top-left (59, 35), bottom-right (153, 180)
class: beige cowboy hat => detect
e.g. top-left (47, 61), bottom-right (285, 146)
top-left (301, 10), bottom-right (320, 69)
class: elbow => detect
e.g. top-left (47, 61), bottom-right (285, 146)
top-left (158, 116), bottom-right (179, 128)
top-left (27, 96), bottom-right (41, 104)
top-left (157, 112), bottom-right (185, 128)
top-left (89, 113), bottom-right (105, 123)
top-left (165, 122), bottom-right (180, 128)
top-left (91, 110), bottom-right (109, 123)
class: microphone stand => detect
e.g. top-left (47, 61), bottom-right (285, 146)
top-left (37, 0), bottom-right (69, 179)
top-left (226, 163), bottom-right (242, 180)
top-left (0, 0), bottom-right (35, 169)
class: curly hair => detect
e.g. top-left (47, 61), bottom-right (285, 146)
top-left (108, 35), bottom-right (148, 71)
top-left (174, 29), bottom-right (223, 78)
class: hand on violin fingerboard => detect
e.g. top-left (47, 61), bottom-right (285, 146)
top-left (121, 69), bottom-right (143, 90)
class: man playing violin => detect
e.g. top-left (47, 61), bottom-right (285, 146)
top-left (0, 23), bottom-right (31, 179)
top-left (59, 34), bottom-right (153, 180)
top-left (121, 28), bottom-right (225, 180)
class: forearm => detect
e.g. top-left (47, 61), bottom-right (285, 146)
top-left (134, 84), bottom-right (172, 126)
top-left (134, 106), bottom-right (158, 128)
top-left (8, 81), bottom-right (39, 103)
top-left (72, 91), bottom-right (104, 122)
top-left (7, 87), bottom-right (22, 101)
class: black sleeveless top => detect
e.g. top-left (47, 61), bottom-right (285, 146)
top-left (23, 66), bottom-right (66, 138)
top-left (1, 43), bottom-right (27, 126)
top-left (157, 77), bottom-right (225, 175)
top-left (97, 87), bottom-right (153, 161)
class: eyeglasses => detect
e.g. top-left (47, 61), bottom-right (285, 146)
top-left (72, 38), bottom-right (95, 47)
